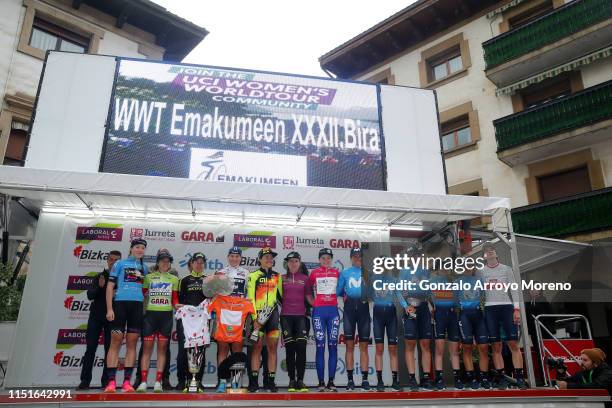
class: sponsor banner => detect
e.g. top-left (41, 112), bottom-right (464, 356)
top-left (180, 230), bottom-right (225, 243)
top-left (189, 148), bottom-right (307, 186)
top-left (52, 351), bottom-right (105, 378)
top-left (32, 215), bottom-right (383, 386)
top-left (75, 224), bottom-right (123, 243)
top-left (129, 227), bottom-right (176, 242)
top-left (72, 245), bottom-right (110, 267)
top-left (233, 232), bottom-right (276, 249)
top-left (63, 296), bottom-right (92, 320)
top-left (65, 273), bottom-right (97, 294)
top-left (56, 326), bottom-right (88, 349)
top-left (101, 59), bottom-right (385, 190)
top-left (329, 238), bottom-right (361, 249)
top-left (283, 235), bottom-right (325, 249)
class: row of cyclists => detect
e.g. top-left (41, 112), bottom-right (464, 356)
top-left (80, 238), bottom-right (527, 393)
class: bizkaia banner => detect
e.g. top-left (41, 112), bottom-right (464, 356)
top-left (100, 59), bottom-right (385, 190)
top-left (32, 216), bottom-right (387, 387)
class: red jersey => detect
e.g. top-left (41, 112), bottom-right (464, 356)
top-left (208, 295), bottom-right (255, 343)
top-left (306, 266), bottom-right (339, 307)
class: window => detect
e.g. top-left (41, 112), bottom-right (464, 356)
top-left (538, 166), bottom-right (591, 202)
top-left (365, 68), bottom-right (394, 85)
top-left (524, 149), bottom-right (604, 204)
top-left (29, 18), bottom-right (88, 53)
top-left (438, 101), bottom-right (480, 157)
top-left (441, 116), bottom-right (471, 152)
top-left (448, 179), bottom-right (489, 227)
top-left (521, 75), bottom-right (572, 109)
top-left (418, 33), bottom-right (471, 88)
top-left (430, 49), bottom-right (463, 82)
top-left (17, 0), bottom-right (103, 60)
top-left (512, 72), bottom-right (581, 112)
top-left (3, 121), bottom-right (29, 167)
top-left (508, 1), bottom-right (553, 30)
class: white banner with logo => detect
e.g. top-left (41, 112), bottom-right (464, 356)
top-left (189, 148), bottom-right (308, 186)
top-left (27, 215), bottom-right (391, 387)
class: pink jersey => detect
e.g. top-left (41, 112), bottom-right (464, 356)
top-left (306, 266), bottom-right (340, 307)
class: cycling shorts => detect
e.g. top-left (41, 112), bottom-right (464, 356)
top-left (459, 308), bottom-right (488, 345)
top-left (280, 315), bottom-right (308, 343)
top-left (485, 304), bottom-right (519, 342)
top-left (257, 308), bottom-right (280, 339)
top-left (110, 300), bottom-right (143, 334)
top-left (373, 304), bottom-right (398, 345)
top-left (403, 303), bottom-right (433, 340)
top-left (433, 306), bottom-right (460, 342)
top-left (142, 310), bottom-right (173, 339)
top-left (343, 298), bottom-right (371, 342)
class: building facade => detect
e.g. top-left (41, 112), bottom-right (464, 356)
top-left (0, 0), bottom-right (207, 168)
top-left (320, 0), bottom-right (612, 242)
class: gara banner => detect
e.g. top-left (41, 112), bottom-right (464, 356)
top-left (32, 216), bottom-right (387, 387)
top-left (101, 60), bottom-right (385, 190)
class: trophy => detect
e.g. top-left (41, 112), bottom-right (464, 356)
top-left (218, 352), bottom-right (248, 394)
top-left (407, 299), bottom-right (419, 319)
top-left (186, 345), bottom-right (205, 393)
top-left (249, 303), bottom-right (277, 343)
top-left (228, 361), bottom-right (247, 393)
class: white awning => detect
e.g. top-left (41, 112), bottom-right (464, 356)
top-left (496, 46), bottom-right (612, 96)
top-left (0, 166), bottom-right (510, 231)
top-left (486, 0), bottom-right (529, 19)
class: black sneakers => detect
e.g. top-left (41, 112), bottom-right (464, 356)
top-left (266, 381), bottom-right (278, 393)
top-left (407, 376), bottom-right (419, 391)
top-left (77, 382), bottom-right (89, 390)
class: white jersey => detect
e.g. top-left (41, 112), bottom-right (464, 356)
top-left (175, 300), bottom-right (211, 348)
top-left (476, 263), bottom-right (519, 307)
top-left (218, 265), bottom-right (249, 297)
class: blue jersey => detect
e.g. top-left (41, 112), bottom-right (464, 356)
top-left (337, 266), bottom-right (364, 299)
top-left (398, 267), bottom-right (430, 304)
top-left (368, 273), bottom-right (407, 308)
top-left (455, 275), bottom-right (483, 310)
top-left (109, 256), bottom-right (149, 302)
top-left (429, 274), bottom-right (457, 308)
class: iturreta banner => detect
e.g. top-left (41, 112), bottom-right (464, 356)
top-left (101, 59), bottom-right (385, 190)
top-left (29, 215), bottom-right (388, 387)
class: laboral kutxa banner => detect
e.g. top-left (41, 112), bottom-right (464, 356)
top-left (101, 59), bottom-right (385, 190)
top-left (34, 216), bottom-right (387, 387)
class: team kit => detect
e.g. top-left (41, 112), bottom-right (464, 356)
top-left (81, 237), bottom-right (528, 394)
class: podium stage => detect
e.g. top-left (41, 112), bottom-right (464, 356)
top-left (0, 388), bottom-right (609, 407)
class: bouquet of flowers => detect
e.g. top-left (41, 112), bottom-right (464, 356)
top-left (202, 273), bottom-right (234, 298)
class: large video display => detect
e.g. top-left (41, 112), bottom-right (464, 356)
top-left (101, 59), bottom-right (386, 190)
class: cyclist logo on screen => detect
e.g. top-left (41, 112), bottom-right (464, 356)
top-left (198, 151), bottom-right (226, 181)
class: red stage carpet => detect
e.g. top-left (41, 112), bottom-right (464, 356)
top-left (0, 388), bottom-right (609, 407)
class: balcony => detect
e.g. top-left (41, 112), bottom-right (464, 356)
top-left (483, 0), bottom-right (612, 87)
top-left (494, 80), bottom-right (612, 166)
top-left (512, 187), bottom-right (612, 238)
